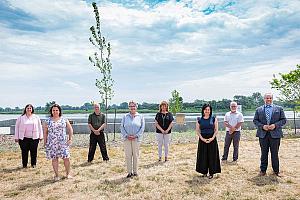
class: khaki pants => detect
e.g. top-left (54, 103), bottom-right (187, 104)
top-left (124, 139), bottom-right (140, 174)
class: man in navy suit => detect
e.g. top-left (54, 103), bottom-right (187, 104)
top-left (253, 93), bottom-right (286, 177)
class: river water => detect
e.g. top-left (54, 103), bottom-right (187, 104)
top-left (0, 111), bottom-right (298, 121)
top-left (1, 111), bottom-right (298, 135)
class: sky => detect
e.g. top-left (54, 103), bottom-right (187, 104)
top-left (0, 0), bottom-right (300, 108)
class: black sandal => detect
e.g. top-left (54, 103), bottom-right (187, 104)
top-left (208, 174), bottom-right (213, 179)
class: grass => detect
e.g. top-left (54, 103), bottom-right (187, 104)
top-left (0, 131), bottom-right (299, 200)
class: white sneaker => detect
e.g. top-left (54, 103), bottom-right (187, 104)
top-left (66, 175), bottom-right (73, 179)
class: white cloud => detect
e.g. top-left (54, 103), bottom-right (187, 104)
top-left (0, 0), bottom-right (299, 108)
top-left (63, 81), bottom-right (82, 90)
top-left (177, 57), bottom-right (300, 102)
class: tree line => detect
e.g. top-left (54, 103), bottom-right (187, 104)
top-left (0, 92), bottom-right (296, 113)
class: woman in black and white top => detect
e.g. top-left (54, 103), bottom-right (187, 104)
top-left (155, 101), bottom-right (174, 162)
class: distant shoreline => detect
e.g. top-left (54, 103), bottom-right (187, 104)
top-left (0, 109), bottom-right (257, 115)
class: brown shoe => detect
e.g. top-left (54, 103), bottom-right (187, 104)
top-left (132, 173), bottom-right (138, 177)
top-left (221, 160), bottom-right (227, 165)
top-left (126, 173), bottom-right (133, 178)
top-left (273, 172), bottom-right (282, 177)
top-left (231, 161), bottom-right (237, 165)
top-left (259, 171), bottom-right (266, 176)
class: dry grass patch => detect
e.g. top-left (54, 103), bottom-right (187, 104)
top-left (0, 134), bottom-right (299, 200)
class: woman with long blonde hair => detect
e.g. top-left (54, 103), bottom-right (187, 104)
top-left (155, 101), bottom-right (174, 162)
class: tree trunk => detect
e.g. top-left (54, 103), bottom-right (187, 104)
top-left (293, 105), bottom-right (297, 134)
top-left (105, 98), bottom-right (108, 142)
top-left (113, 108), bottom-right (116, 141)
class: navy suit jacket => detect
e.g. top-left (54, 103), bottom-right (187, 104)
top-left (253, 105), bottom-right (287, 138)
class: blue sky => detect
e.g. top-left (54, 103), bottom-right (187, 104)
top-left (0, 0), bottom-right (300, 108)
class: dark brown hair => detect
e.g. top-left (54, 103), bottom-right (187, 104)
top-left (50, 104), bottom-right (62, 117)
top-left (22, 104), bottom-right (34, 116)
top-left (201, 103), bottom-right (212, 118)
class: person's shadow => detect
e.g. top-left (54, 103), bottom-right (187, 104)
top-left (248, 174), bottom-right (279, 186)
top-left (102, 176), bottom-right (130, 185)
top-left (141, 161), bottom-right (164, 169)
top-left (3, 178), bottom-right (55, 197)
top-left (17, 178), bottom-right (55, 191)
top-left (2, 167), bottom-right (24, 174)
top-left (186, 175), bottom-right (212, 186)
top-left (71, 161), bottom-right (94, 169)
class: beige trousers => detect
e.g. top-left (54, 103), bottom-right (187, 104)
top-left (124, 139), bottom-right (140, 174)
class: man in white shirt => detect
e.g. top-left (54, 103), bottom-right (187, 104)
top-left (221, 101), bottom-right (244, 164)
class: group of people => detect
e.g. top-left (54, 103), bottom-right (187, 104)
top-left (14, 92), bottom-right (287, 180)
top-left (195, 101), bottom-right (244, 179)
top-left (194, 92), bottom-right (286, 178)
top-left (14, 104), bottom-right (74, 181)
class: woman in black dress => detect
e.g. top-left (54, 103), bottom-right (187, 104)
top-left (196, 103), bottom-right (221, 178)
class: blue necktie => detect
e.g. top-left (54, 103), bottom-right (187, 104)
top-left (265, 105), bottom-right (271, 124)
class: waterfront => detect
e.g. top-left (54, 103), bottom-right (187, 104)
top-left (0, 111), bottom-right (298, 121)
top-left (2, 111), bottom-right (299, 135)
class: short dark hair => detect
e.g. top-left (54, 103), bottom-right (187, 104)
top-left (50, 104), bottom-right (62, 117)
top-left (22, 104), bottom-right (34, 116)
top-left (201, 103), bottom-right (212, 118)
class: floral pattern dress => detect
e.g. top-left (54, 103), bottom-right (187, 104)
top-left (46, 117), bottom-right (70, 159)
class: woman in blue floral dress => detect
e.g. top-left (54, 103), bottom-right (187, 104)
top-left (43, 104), bottom-right (73, 181)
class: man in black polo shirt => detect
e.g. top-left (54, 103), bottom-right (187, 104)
top-left (87, 103), bottom-right (109, 162)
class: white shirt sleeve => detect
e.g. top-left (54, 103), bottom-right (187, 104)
top-left (238, 113), bottom-right (244, 123)
top-left (224, 112), bottom-right (229, 122)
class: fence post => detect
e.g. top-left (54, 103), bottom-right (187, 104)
top-left (113, 108), bottom-right (116, 141)
top-left (293, 106), bottom-right (297, 134)
top-left (176, 113), bottom-right (185, 132)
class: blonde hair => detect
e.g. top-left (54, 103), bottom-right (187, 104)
top-left (128, 100), bottom-right (138, 108)
top-left (159, 101), bottom-right (169, 112)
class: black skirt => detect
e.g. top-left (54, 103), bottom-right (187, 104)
top-left (196, 134), bottom-right (221, 175)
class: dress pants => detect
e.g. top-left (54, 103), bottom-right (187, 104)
top-left (259, 133), bottom-right (280, 173)
top-left (124, 139), bottom-right (140, 174)
top-left (18, 137), bottom-right (39, 167)
top-left (156, 133), bottom-right (171, 158)
top-left (88, 132), bottom-right (109, 162)
top-left (222, 131), bottom-right (240, 161)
